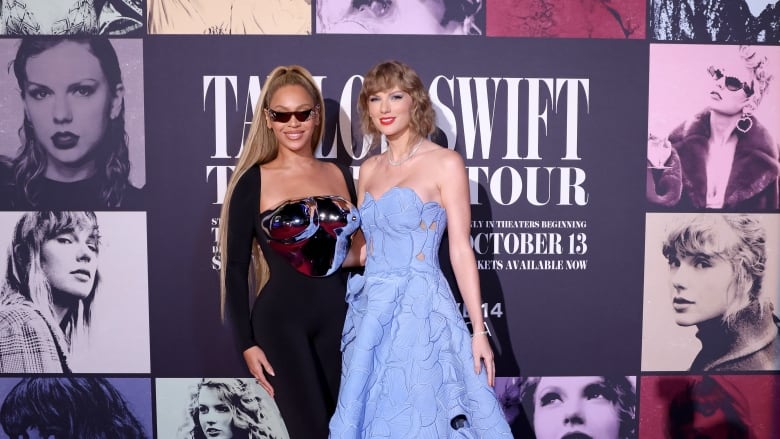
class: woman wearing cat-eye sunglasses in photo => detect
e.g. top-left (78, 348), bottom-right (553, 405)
top-left (647, 45), bottom-right (779, 211)
top-left (218, 65), bottom-right (364, 438)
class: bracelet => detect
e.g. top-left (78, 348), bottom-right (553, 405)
top-left (471, 322), bottom-right (492, 338)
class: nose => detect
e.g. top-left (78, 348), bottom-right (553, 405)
top-left (670, 266), bottom-right (689, 294)
top-left (52, 95), bottom-right (73, 124)
top-left (288, 115), bottom-right (302, 127)
top-left (76, 243), bottom-right (93, 263)
top-left (379, 97), bottom-right (390, 113)
top-left (563, 400), bottom-right (585, 426)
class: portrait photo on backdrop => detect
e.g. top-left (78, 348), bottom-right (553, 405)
top-left (650, 0), bottom-right (780, 42)
top-left (0, 37), bottom-right (146, 210)
top-left (316, 0), bottom-right (484, 34)
top-left (642, 213), bottom-right (780, 372)
top-left (646, 44), bottom-right (780, 211)
top-left (147, 0), bottom-right (311, 34)
top-left (496, 376), bottom-right (638, 439)
top-left (486, 0), bottom-right (646, 39)
top-left (0, 0), bottom-right (143, 35)
top-left (639, 374), bottom-right (780, 439)
top-left (327, 60), bottom-right (511, 437)
top-left (0, 211), bottom-right (150, 374)
top-left (155, 378), bottom-right (289, 439)
top-left (0, 376), bottom-right (152, 439)
top-left (219, 65), bottom-right (362, 438)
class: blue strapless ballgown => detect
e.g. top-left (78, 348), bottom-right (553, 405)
top-left (329, 187), bottom-right (512, 438)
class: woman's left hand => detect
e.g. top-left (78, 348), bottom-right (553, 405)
top-left (471, 335), bottom-right (495, 386)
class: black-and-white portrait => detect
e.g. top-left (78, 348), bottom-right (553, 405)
top-left (496, 376), bottom-right (637, 439)
top-left (155, 378), bottom-right (289, 439)
top-left (147, 0), bottom-right (311, 34)
top-left (0, 0), bottom-right (143, 35)
top-left (0, 377), bottom-right (152, 438)
top-left (642, 213), bottom-right (780, 372)
top-left (0, 37), bottom-right (145, 210)
top-left (0, 211), bottom-right (150, 373)
top-left (316, 0), bottom-right (484, 34)
top-left (650, 0), bottom-right (779, 42)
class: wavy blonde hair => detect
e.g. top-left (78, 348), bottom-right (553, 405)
top-left (358, 60), bottom-right (435, 144)
top-left (218, 65), bottom-right (325, 319)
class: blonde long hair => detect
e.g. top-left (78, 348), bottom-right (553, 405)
top-left (218, 65), bottom-right (325, 319)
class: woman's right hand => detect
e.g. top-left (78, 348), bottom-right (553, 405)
top-left (647, 133), bottom-right (672, 168)
top-left (243, 345), bottom-right (275, 397)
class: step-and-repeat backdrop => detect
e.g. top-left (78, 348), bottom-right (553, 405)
top-left (0, 1), bottom-right (778, 438)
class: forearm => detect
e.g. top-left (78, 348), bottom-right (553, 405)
top-left (342, 230), bottom-right (366, 267)
top-left (449, 247), bottom-right (485, 331)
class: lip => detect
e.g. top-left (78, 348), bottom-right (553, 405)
top-left (70, 269), bottom-right (92, 281)
top-left (561, 432), bottom-right (593, 439)
top-left (51, 132), bottom-right (80, 149)
top-left (379, 117), bottom-right (395, 126)
top-left (673, 297), bottom-right (694, 311)
top-left (709, 91), bottom-right (722, 100)
top-left (205, 428), bottom-right (222, 437)
top-left (284, 131), bottom-right (304, 140)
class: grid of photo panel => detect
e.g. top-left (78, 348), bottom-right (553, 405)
top-left (0, 1), bottom-right (777, 438)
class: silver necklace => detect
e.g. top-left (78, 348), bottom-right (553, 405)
top-left (386, 138), bottom-right (424, 166)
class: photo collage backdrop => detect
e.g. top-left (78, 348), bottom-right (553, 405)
top-left (0, 0), bottom-right (777, 438)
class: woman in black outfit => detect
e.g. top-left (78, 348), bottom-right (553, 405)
top-left (218, 65), bottom-right (361, 438)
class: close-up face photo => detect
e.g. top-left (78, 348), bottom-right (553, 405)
top-left (367, 87), bottom-right (413, 138)
top-left (197, 386), bottom-right (235, 439)
top-left (667, 252), bottom-right (734, 327)
top-left (265, 84), bottom-right (319, 154)
top-left (41, 225), bottom-right (100, 301)
top-left (21, 40), bottom-right (122, 177)
top-left (705, 55), bottom-right (754, 117)
top-left (532, 376), bottom-right (622, 439)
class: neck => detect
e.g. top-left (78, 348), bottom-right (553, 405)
top-left (696, 301), bottom-right (774, 349)
top-left (708, 110), bottom-right (742, 145)
top-left (270, 148), bottom-right (317, 168)
top-left (45, 160), bottom-right (97, 182)
top-left (50, 289), bottom-right (79, 327)
top-left (386, 133), bottom-right (422, 159)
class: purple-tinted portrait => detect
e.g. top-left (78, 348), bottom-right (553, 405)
top-left (316, 0), bottom-right (484, 34)
top-left (0, 377), bottom-right (152, 438)
top-left (0, 211), bottom-right (151, 374)
top-left (497, 376), bottom-right (637, 439)
top-left (0, 37), bottom-right (145, 210)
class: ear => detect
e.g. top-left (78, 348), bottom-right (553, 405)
top-left (110, 83), bottom-right (125, 120)
top-left (742, 98), bottom-right (757, 115)
top-left (264, 108), bottom-right (272, 128)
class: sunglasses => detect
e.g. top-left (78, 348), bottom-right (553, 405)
top-left (266, 105), bottom-right (319, 123)
top-left (707, 66), bottom-right (754, 97)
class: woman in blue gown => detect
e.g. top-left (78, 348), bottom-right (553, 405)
top-left (329, 60), bottom-right (512, 437)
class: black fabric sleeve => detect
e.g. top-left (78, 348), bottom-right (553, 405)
top-left (224, 166), bottom-right (260, 353)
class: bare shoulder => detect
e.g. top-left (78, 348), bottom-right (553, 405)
top-left (359, 154), bottom-right (382, 179)
top-left (427, 145), bottom-right (465, 171)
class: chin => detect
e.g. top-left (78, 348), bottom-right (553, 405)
top-left (674, 317), bottom-right (699, 327)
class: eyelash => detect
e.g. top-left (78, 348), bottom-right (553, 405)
top-left (26, 85), bottom-right (96, 100)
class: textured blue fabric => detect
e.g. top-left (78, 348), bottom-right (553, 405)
top-left (330, 187), bottom-right (512, 438)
